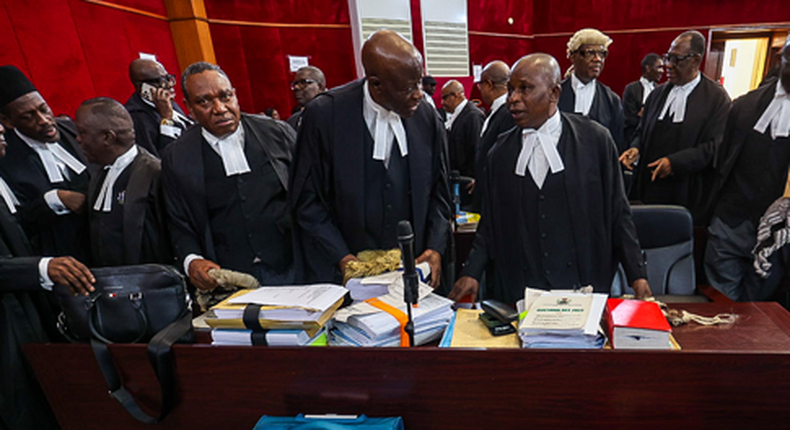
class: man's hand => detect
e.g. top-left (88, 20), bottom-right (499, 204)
top-left (631, 278), bottom-right (653, 300)
top-left (637, 106), bottom-right (644, 117)
top-left (619, 148), bottom-right (640, 171)
top-left (647, 157), bottom-right (672, 181)
top-left (338, 254), bottom-right (360, 275)
top-left (416, 249), bottom-right (442, 288)
top-left (49, 256), bottom-right (95, 296)
top-left (152, 87), bottom-right (175, 120)
top-left (466, 180), bottom-right (475, 194)
top-left (188, 258), bottom-right (221, 291)
top-left (56, 190), bottom-right (86, 213)
top-left (448, 276), bottom-right (479, 302)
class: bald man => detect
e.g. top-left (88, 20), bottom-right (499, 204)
top-left (76, 97), bottom-right (171, 267)
top-left (452, 54), bottom-right (650, 303)
top-left (474, 60), bottom-right (516, 212)
top-left (290, 30), bottom-right (451, 287)
top-left (287, 66), bottom-right (326, 130)
top-left (442, 80), bottom-right (485, 179)
top-left (125, 58), bottom-right (192, 157)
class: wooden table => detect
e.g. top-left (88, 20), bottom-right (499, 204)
top-left (25, 302), bottom-right (790, 429)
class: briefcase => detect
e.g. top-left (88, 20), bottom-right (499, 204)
top-left (53, 264), bottom-right (194, 424)
top-left (254, 414), bottom-right (405, 429)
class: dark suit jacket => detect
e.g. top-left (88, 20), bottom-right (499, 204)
top-left (125, 92), bottom-right (189, 158)
top-left (447, 101), bottom-right (485, 178)
top-left (708, 78), bottom-right (783, 225)
top-left (461, 113), bottom-right (645, 303)
top-left (631, 74), bottom-right (731, 223)
top-left (88, 146), bottom-right (171, 266)
top-left (290, 79), bottom-right (452, 283)
top-left (0, 118), bottom-right (89, 260)
top-left (0, 200), bottom-right (60, 429)
top-left (559, 78), bottom-right (626, 153)
top-left (473, 103), bottom-right (516, 212)
top-left (622, 79), bottom-right (646, 145)
top-left (162, 114), bottom-right (295, 270)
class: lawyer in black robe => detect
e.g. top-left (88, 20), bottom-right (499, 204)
top-left (629, 74), bottom-right (730, 223)
top-left (558, 78), bottom-right (626, 153)
top-left (125, 91), bottom-right (190, 157)
top-left (473, 100), bottom-right (515, 212)
top-left (0, 118), bottom-right (90, 261)
top-left (162, 113), bottom-right (295, 279)
top-left (447, 100), bottom-right (485, 178)
top-left (623, 80), bottom-right (646, 145)
top-left (88, 146), bottom-right (171, 266)
top-left (460, 113), bottom-right (646, 303)
top-left (290, 79), bottom-right (451, 283)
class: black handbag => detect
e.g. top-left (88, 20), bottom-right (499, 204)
top-left (54, 264), bottom-right (195, 424)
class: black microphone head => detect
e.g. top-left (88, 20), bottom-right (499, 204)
top-left (397, 220), bottom-right (414, 241)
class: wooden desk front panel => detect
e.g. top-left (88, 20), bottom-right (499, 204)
top-left (25, 303), bottom-right (790, 430)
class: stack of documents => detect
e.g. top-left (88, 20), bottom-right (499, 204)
top-left (345, 262), bottom-right (430, 302)
top-left (206, 284), bottom-right (347, 346)
top-left (330, 282), bottom-right (453, 347)
top-left (518, 289), bottom-right (607, 349)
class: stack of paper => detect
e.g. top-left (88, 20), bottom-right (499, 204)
top-left (211, 327), bottom-right (328, 347)
top-left (345, 262), bottom-right (430, 302)
top-left (205, 284), bottom-right (347, 346)
top-left (518, 289), bottom-right (607, 349)
top-left (330, 283), bottom-right (453, 347)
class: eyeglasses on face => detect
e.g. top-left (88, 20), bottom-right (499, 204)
top-left (663, 53), bottom-right (699, 65)
top-left (576, 49), bottom-right (608, 60)
top-left (140, 74), bottom-right (176, 88)
top-left (441, 93), bottom-right (456, 100)
top-left (291, 79), bottom-right (317, 90)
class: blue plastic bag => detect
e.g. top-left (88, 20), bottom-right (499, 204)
top-left (253, 414), bottom-right (404, 430)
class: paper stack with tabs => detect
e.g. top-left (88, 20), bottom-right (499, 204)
top-left (518, 289), bottom-right (607, 348)
top-left (206, 284), bottom-right (347, 346)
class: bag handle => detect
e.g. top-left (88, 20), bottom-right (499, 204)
top-left (90, 310), bottom-right (192, 424)
top-left (88, 293), bottom-right (150, 344)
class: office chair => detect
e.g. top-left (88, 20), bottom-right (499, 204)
top-left (611, 205), bottom-right (702, 301)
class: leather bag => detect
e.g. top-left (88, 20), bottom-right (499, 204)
top-left (54, 264), bottom-right (194, 424)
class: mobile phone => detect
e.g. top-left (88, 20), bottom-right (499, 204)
top-left (141, 83), bottom-right (156, 102)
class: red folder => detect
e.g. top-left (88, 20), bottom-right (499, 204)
top-left (606, 298), bottom-right (672, 349)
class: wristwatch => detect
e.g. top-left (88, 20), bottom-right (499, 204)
top-left (160, 118), bottom-right (175, 126)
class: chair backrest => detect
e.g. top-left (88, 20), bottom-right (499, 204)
top-left (611, 205), bottom-right (696, 296)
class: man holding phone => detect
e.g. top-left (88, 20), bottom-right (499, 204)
top-left (125, 58), bottom-right (192, 157)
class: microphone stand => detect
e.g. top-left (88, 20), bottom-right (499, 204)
top-left (398, 220), bottom-right (419, 347)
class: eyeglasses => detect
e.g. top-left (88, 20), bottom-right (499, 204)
top-left (291, 79), bottom-right (317, 90)
top-left (441, 93), bottom-right (456, 100)
top-left (575, 49), bottom-right (608, 60)
top-left (139, 74), bottom-right (176, 88)
top-left (663, 53), bottom-right (699, 65)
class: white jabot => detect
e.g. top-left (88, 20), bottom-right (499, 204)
top-left (639, 76), bottom-right (655, 104)
top-left (481, 93), bottom-right (508, 136)
top-left (0, 176), bottom-right (20, 214)
top-left (93, 145), bottom-right (138, 212)
top-left (445, 99), bottom-right (468, 131)
top-left (658, 72), bottom-right (701, 123)
top-left (571, 73), bottom-right (597, 116)
top-left (754, 81), bottom-right (790, 140)
top-left (202, 125), bottom-right (251, 176)
top-left (16, 129), bottom-right (86, 183)
top-left (363, 81), bottom-right (408, 168)
top-left (515, 110), bottom-right (564, 189)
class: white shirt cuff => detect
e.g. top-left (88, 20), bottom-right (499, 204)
top-left (160, 124), bottom-right (182, 139)
top-left (184, 254), bottom-right (204, 277)
top-left (39, 257), bottom-right (54, 290)
top-left (44, 189), bottom-right (71, 215)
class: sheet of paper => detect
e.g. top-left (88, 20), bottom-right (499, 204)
top-left (228, 284), bottom-right (347, 311)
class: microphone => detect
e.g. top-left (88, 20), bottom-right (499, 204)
top-left (398, 220), bottom-right (418, 306)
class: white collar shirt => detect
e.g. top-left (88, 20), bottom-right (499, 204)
top-left (201, 124), bottom-right (251, 176)
top-left (15, 129), bottom-right (86, 183)
top-left (639, 76), bottom-right (656, 104)
top-left (515, 110), bottom-right (564, 189)
top-left (481, 93), bottom-right (508, 136)
top-left (754, 80), bottom-right (790, 140)
top-left (363, 80), bottom-right (408, 168)
top-left (658, 72), bottom-right (701, 123)
top-left (93, 145), bottom-right (138, 212)
top-left (445, 98), bottom-right (468, 131)
top-left (571, 73), bottom-right (597, 116)
top-left (0, 175), bottom-right (20, 214)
